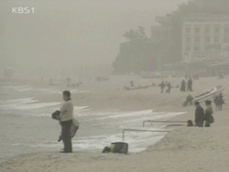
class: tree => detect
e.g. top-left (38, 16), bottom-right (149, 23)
top-left (113, 27), bottom-right (158, 74)
top-left (113, 0), bottom-right (229, 74)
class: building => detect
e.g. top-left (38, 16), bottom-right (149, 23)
top-left (182, 15), bottom-right (229, 63)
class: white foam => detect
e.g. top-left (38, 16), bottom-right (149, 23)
top-left (76, 111), bottom-right (120, 117)
top-left (91, 110), bottom-right (153, 120)
top-left (0, 98), bottom-right (38, 109)
top-left (5, 98), bottom-right (36, 103)
top-left (35, 88), bottom-right (90, 95)
top-left (8, 85), bottom-right (33, 92)
top-left (74, 106), bottom-right (89, 112)
top-left (36, 130), bottom-right (167, 153)
top-left (0, 97), bottom-right (61, 110)
top-left (70, 89), bottom-right (90, 94)
top-left (16, 102), bottom-right (61, 110)
top-left (36, 88), bottom-right (61, 94)
top-left (8, 108), bottom-right (186, 154)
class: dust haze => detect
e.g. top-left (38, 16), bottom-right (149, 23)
top-left (0, 0), bottom-right (188, 79)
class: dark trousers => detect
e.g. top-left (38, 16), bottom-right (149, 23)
top-left (161, 88), bottom-right (164, 93)
top-left (205, 121), bottom-right (210, 127)
top-left (196, 121), bottom-right (203, 127)
top-left (61, 120), bottom-right (73, 152)
top-left (218, 104), bottom-right (223, 110)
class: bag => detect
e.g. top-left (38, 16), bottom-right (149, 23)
top-left (111, 142), bottom-right (128, 154)
top-left (187, 120), bottom-right (194, 127)
top-left (102, 142), bottom-right (128, 154)
top-left (52, 111), bottom-right (79, 141)
top-left (208, 116), bottom-right (214, 124)
top-left (52, 110), bottom-right (60, 120)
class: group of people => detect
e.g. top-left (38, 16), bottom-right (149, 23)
top-left (66, 78), bottom-right (83, 87)
top-left (180, 78), bottom-right (193, 92)
top-left (214, 93), bottom-right (225, 111)
top-left (194, 100), bottom-right (214, 127)
top-left (96, 76), bottom-right (110, 82)
top-left (159, 81), bottom-right (172, 94)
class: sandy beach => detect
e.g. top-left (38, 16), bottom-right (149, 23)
top-left (0, 76), bottom-right (229, 172)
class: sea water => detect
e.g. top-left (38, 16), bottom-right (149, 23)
top-left (0, 84), bottom-right (185, 163)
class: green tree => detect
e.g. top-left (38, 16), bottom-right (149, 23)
top-left (113, 0), bottom-right (229, 74)
top-left (113, 27), bottom-right (157, 74)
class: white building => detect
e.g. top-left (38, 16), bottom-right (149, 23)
top-left (182, 15), bottom-right (229, 63)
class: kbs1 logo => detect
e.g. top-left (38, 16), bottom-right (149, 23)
top-left (12, 7), bottom-right (35, 14)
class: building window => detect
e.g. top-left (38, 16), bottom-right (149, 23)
top-left (194, 46), bottom-right (200, 51)
top-left (214, 36), bottom-right (220, 42)
top-left (224, 37), bottom-right (229, 43)
top-left (195, 27), bottom-right (200, 33)
top-left (186, 46), bottom-right (191, 51)
top-left (205, 27), bottom-right (210, 33)
top-left (195, 37), bottom-right (200, 42)
top-left (215, 26), bottom-right (220, 33)
top-left (186, 37), bottom-right (191, 42)
top-left (205, 44), bottom-right (210, 50)
top-left (205, 36), bottom-right (210, 42)
top-left (185, 27), bottom-right (191, 33)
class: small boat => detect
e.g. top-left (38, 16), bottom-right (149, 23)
top-left (124, 85), bottom-right (149, 91)
top-left (192, 85), bottom-right (226, 103)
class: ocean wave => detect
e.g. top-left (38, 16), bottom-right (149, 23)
top-left (32, 110), bottom-right (185, 153)
top-left (16, 102), bottom-right (61, 110)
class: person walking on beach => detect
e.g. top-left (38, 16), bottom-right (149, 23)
top-left (166, 82), bottom-right (171, 93)
top-left (187, 78), bottom-right (193, 91)
top-left (194, 101), bottom-right (204, 127)
top-left (130, 80), bottom-right (134, 87)
top-left (159, 81), bottom-right (165, 94)
top-left (213, 96), bottom-right (219, 111)
top-left (204, 100), bottom-right (214, 127)
top-left (59, 90), bottom-right (74, 153)
top-left (190, 78), bottom-right (193, 91)
top-left (180, 79), bottom-right (186, 92)
top-left (218, 93), bottom-right (225, 110)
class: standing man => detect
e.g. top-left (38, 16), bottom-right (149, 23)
top-left (166, 82), bottom-right (171, 93)
top-left (218, 93), bottom-right (225, 110)
top-left (180, 79), bottom-right (186, 92)
top-left (189, 78), bottom-right (193, 91)
top-left (60, 90), bottom-right (73, 153)
top-left (159, 81), bottom-right (165, 94)
top-left (187, 78), bottom-right (193, 91)
top-left (130, 80), bottom-right (134, 87)
top-left (204, 100), bottom-right (214, 127)
top-left (194, 101), bottom-right (204, 127)
top-left (213, 96), bottom-right (219, 111)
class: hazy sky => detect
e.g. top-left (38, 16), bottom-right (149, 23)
top-left (0, 0), bottom-right (189, 73)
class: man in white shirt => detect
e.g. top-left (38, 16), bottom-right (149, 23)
top-left (60, 90), bottom-right (74, 153)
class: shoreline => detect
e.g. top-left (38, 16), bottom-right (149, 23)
top-left (2, 125), bottom-right (229, 172)
top-left (0, 76), bottom-right (229, 172)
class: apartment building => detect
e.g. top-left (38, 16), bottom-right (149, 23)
top-left (182, 15), bottom-right (229, 63)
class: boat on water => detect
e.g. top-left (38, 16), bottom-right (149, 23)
top-left (124, 85), bottom-right (149, 91)
top-left (192, 85), bottom-right (226, 103)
